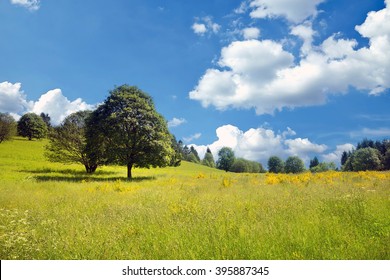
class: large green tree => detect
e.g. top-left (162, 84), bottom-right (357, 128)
top-left (87, 85), bottom-right (174, 179)
top-left (285, 156), bottom-right (305, 174)
top-left (45, 111), bottom-right (100, 173)
top-left (346, 147), bottom-right (382, 171)
top-left (267, 156), bottom-right (284, 173)
top-left (216, 147), bottom-right (235, 172)
top-left (17, 113), bottom-right (47, 140)
top-left (0, 113), bottom-right (16, 143)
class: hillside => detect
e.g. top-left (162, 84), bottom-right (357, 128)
top-left (0, 138), bottom-right (389, 260)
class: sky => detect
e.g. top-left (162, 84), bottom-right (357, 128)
top-left (1, 0), bottom-right (390, 167)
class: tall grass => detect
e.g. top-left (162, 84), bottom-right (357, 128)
top-left (0, 138), bottom-right (389, 259)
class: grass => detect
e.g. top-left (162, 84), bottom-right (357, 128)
top-left (0, 137), bottom-right (389, 259)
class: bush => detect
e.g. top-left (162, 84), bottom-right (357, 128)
top-left (285, 156), bottom-right (305, 174)
top-left (268, 156), bottom-right (284, 173)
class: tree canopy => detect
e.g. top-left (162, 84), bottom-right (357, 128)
top-left (267, 156), bottom-right (284, 173)
top-left (216, 147), bottom-right (235, 172)
top-left (17, 113), bottom-right (47, 140)
top-left (0, 113), bottom-right (16, 143)
top-left (45, 110), bottom-right (100, 173)
top-left (87, 85), bottom-right (174, 178)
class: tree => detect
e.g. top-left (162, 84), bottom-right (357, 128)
top-left (87, 85), bottom-right (174, 179)
top-left (45, 110), bottom-right (100, 173)
top-left (310, 162), bottom-right (336, 173)
top-left (267, 156), bottom-right (284, 173)
top-left (169, 135), bottom-right (182, 167)
top-left (350, 147), bottom-right (382, 171)
top-left (17, 113), bottom-right (47, 140)
top-left (341, 151), bottom-right (349, 166)
top-left (285, 156), bottom-right (305, 174)
top-left (230, 158), bottom-right (248, 173)
top-left (202, 147), bottom-right (215, 168)
top-left (0, 113), bottom-right (16, 143)
top-left (309, 156), bottom-right (319, 169)
top-left (190, 146), bottom-right (200, 162)
top-left (216, 147), bottom-right (235, 172)
top-left (40, 112), bottom-right (51, 128)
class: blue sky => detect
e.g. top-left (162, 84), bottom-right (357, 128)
top-left (1, 0), bottom-right (389, 167)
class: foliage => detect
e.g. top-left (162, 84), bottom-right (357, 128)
top-left (17, 113), bottom-right (48, 140)
top-left (267, 156), bottom-right (284, 173)
top-left (310, 162), bottom-right (336, 173)
top-left (216, 147), bottom-right (235, 172)
top-left (309, 156), bottom-right (319, 169)
top-left (0, 113), bottom-right (16, 143)
top-left (45, 111), bottom-right (100, 173)
top-left (87, 85), bottom-right (174, 178)
top-left (230, 158), bottom-right (264, 173)
top-left (285, 156), bottom-right (305, 174)
top-left (344, 147), bottom-right (382, 171)
top-left (169, 135), bottom-right (182, 167)
top-left (202, 148), bottom-right (215, 168)
top-left (40, 113), bottom-right (51, 128)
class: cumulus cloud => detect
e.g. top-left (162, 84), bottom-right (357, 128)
top-left (322, 143), bottom-right (355, 164)
top-left (10, 0), bottom-right (40, 11)
top-left (0, 81), bottom-right (33, 115)
top-left (189, 2), bottom-right (390, 115)
top-left (249, 0), bottom-right (325, 23)
top-left (0, 81), bottom-right (94, 126)
top-left (31, 89), bottom-right (94, 125)
top-left (189, 124), bottom-right (328, 167)
top-left (192, 17), bottom-right (221, 36)
top-left (168, 117), bottom-right (187, 128)
top-left (242, 27), bottom-right (261, 39)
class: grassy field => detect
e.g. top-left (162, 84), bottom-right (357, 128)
top-left (0, 137), bottom-right (389, 260)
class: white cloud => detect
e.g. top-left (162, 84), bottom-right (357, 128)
top-left (183, 133), bottom-right (202, 143)
top-left (249, 0), bottom-right (325, 23)
top-left (322, 143), bottom-right (355, 165)
top-left (0, 81), bottom-right (33, 115)
top-left (350, 127), bottom-right (390, 138)
top-left (32, 89), bottom-right (94, 126)
top-left (168, 117), bottom-right (187, 128)
top-left (192, 23), bottom-right (207, 35)
top-left (10, 0), bottom-right (40, 11)
top-left (0, 81), bottom-right (95, 126)
top-left (190, 2), bottom-right (390, 115)
top-left (242, 27), bottom-right (260, 39)
top-left (189, 124), bottom-right (328, 167)
top-left (192, 17), bottom-right (221, 36)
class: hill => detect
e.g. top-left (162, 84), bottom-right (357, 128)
top-left (0, 138), bottom-right (389, 259)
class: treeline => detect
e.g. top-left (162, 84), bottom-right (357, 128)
top-left (341, 138), bottom-right (390, 171)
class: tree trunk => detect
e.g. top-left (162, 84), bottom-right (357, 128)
top-left (127, 163), bottom-right (133, 179)
top-left (85, 164), bottom-right (98, 174)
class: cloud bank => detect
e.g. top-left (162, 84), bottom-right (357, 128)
top-left (10, 0), bottom-right (40, 11)
top-left (0, 81), bottom-right (94, 125)
top-left (190, 0), bottom-right (390, 115)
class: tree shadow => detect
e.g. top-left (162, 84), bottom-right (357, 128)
top-left (34, 175), bottom-right (156, 183)
top-left (20, 168), bottom-right (156, 183)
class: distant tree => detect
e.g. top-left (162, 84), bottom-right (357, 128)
top-left (0, 113), bottom-right (16, 143)
top-left (40, 112), bottom-right (51, 128)
top-left (182, 145), bottom-right (191, 160)
top-left (384, 149), bottom-right (390, 170)
top-left (310, 162), bottom-right (336, 173)
top-left (341, 151), bottom-right (349, 166)
top-left (230, 158), bottom-right (248, 173)
top-left (216, 147), bottom-right (235, 172)
top-left (309, 156), bottom-right (319, 169)
top-left (190, 146), bottom-right (201, 162)
top-left (202, 147), bottom-right (215, 168)
top-left (350, 147), bottom-right (382, 171)
top-left (285, 156), bottom-right (305, 174)
top-left (45, 111), bottom-right (101, 173)
top-left (17, 113), bottom-right (47, 140)
top-left (267, 156), bottom-right (284, 173)
top-left (357, 138), bottom-right (374, 150)
top-left (86, 85), bottom-right (174, 179)
top-left (169, 135), bottom-right (182, 167)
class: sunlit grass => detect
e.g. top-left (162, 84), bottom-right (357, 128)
top-left (0, 138), bottom-right (389, 259)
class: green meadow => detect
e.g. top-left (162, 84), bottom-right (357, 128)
top-left (0, 138), bottom-right (389, 260)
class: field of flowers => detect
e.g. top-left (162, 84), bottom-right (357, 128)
top-left (0, 138), bottom-right (389, 259)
